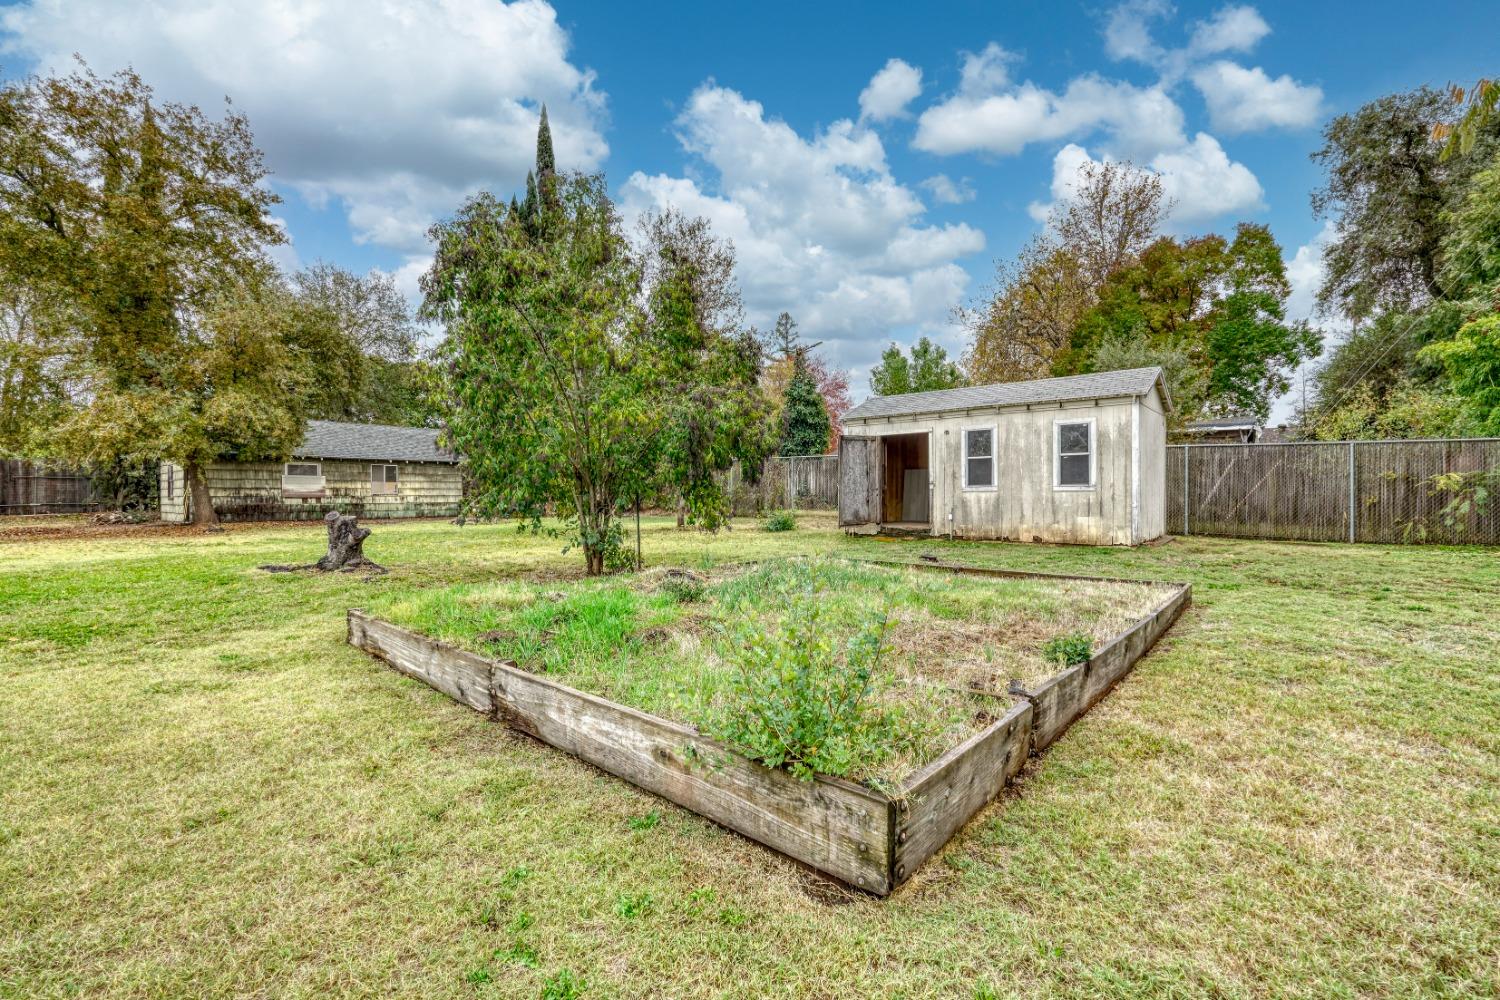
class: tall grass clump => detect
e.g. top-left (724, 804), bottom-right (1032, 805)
top-left (762, 510), bottom-right (797, 532)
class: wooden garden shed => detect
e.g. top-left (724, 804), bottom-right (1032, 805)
top-left (839, 367), bottom-right (1171, 545)
top-left (159, 420), bottom-right (462, 522)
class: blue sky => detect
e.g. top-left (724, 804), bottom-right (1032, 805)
top-left (2, 0), bottom-right (1496, 418)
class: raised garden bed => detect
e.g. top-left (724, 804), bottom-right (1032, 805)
top-left (348, 558), bottom-right (1190, 894)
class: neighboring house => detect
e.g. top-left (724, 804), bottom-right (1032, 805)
top-left (1183, 415), bottom-right (1263, 443)
top-left (838, 367), bottom-right (1171, 546)
top-left (160, 420), bottom-right (462, 523)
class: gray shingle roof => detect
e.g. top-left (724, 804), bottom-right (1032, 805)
top-left (844, 367), bottom-right (1169, 422)
top-left (293, 420), bottom-right (456, 464)
top-left (1186, 415), bottom-right (1260, 431)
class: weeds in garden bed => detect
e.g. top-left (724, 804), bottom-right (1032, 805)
top-left (367, 556), bottom-right (1173, 783)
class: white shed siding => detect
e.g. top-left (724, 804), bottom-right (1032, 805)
top-left (845, 395), bottom-right (1142, 545)
top-left (1136, 385), bottom-right (1167, 542)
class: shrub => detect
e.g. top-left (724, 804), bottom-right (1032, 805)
top-left (659, 574), bottom-right (705, 604)
top-left (763, 509), bottom-right (797, 532)
top-left (704, 586), bottom-right (895, 781)
top-left (1041, 632), bottom-right (1093, 667)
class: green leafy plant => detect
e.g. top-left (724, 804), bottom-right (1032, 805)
top-left (704, 584), bottom-right (896, 781)
top-left (1041, 632), bottom-right (1093, 667)
top-left (762, 509), bottom-right (798, 532)
top-left (613, 892), bottom-right (653, 918)
top-left (541, 968), bottom-right (584, 1000)
top-left (660, 576), bottom-right (705, 603)
top-left (627, 811), bottom-right (661, 831)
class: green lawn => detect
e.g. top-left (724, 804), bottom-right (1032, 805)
top-left (1, 515), bottom-right (1496, 999)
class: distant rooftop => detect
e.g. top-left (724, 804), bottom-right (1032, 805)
top-left (1186, 415), bottom-right (1262, 431)
top-left (293, 420), bottom-right (456, 464)
top-left (844, 367), bottom-right (1169, 422)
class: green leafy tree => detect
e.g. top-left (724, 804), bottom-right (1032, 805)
top-left (424, 175), bottom-right (642, 575)
top-left (288, 263), bottom-right (436, 425)
top-left (779, 357), bottom-right (831, 456)
top-left (1421, 314), bottom-right (1500, 435)
top-left (0, 64), bottom-right (288, 523)
top-left (1310, 87), bottom-right (1498, 321)
top-left (869, 336), bottom-right (966, 396)
top-left (632, 208), bottom-right (773, 531)
top-left (1061, 225), bottom-right (1320, 420)
top-left (963, 159), bottom-right (1164, 383)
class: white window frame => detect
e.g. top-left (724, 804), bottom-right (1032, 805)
top-left (282, 462), bottom-right (326, 496)
top-left (961, 424), bottom-right (998, 492)
top-left (370, 463), bottom-right (400, 495)
top-left (1053, 417), bottom-right (1096, 491)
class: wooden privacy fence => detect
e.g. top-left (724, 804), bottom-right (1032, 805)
top-left (724, 454), bottom-right (840, 514)
top-left (1167, 438), bottom-right (1500, 545)
top-left (0, 460), bottom-right (97, 515)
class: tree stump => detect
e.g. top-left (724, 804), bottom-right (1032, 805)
top-left (315, 511), bottom-right (385, 573)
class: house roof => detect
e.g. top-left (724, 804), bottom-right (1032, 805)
top-left (844, 367), bottom-right (1171, 422)
top-left (292, 420), bottom-right (457, 464)
top-left (1185, 416), bottom-right (1261, 432)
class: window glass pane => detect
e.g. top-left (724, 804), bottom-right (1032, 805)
top-left (371, 466), bottom-right (383, 483)
top-left (1059, 453), bottom-right (1090, 486)
top-left (967, 456), bottom-right (993, 487)
top-left (385, 465), bottom-right (399, 483)
top-left (965, 428), bottom-right (992, 458)
top-left (286, 464), bottom-right (319, 478)
top-left (1059, 423), bottom-right (1090, 454)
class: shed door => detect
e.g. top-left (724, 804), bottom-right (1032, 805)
top-left (838, 435), bottom-right (881, 526)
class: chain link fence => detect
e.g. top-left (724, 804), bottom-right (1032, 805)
top-left (1167, 439), bottom-right (1500, 544)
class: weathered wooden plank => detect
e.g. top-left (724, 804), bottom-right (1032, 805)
top-left (348, 610), bottom-right (894, 894)
top-left (838, 436), bottom-right (879, 526)
top-left (348, 611), bottom-right (494, 714)
top-left (1024, 581), bottom-right (1191, 750)
top-left (893, 700), bottom-right (1032, 884)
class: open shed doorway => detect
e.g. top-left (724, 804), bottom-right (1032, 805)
top-left (881, 432), bottom-right (930, 527)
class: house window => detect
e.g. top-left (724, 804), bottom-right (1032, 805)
top-left (164, 466), bottom-right (173, 500)
top-left (282, 462), bottom-right (325, 497)
top-left (371, 464), bottom-right (399, 495)
top-left (1055, 419), bottom-right (1094, 489)
top-left (962, 427), bottom-right (995, 489)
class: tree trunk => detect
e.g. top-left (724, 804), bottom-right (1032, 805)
top-left (315, 511), bottom-right (385, 572)
top-left (185, 462), bottom-right (219, 527)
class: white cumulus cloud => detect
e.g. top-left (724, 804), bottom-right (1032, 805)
top-left (1191, 61), bottom-right (1323, 133)
top-left (858, 58), bottom-right (923, 122)
top-left (921, 174), bottom-right (976, 205)
top-left (0, 0), bottom-right (608, 255)
top-left (622, 84), bottom-right (984, 375)
top-left (1031, 136), bottom-right (1262, 227)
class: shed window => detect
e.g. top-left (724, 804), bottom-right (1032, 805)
top-left (962, 427), bottom-right (995, 489)
top-left (371, 464), bottom-right (399, 494)
top-left (1055, 420), bottom-right (1094, 488)
top-left (282, 462), bottom-right (325, 498)
top-left (164, 466), bottom-right (173, 500)
top-left (285, 463), bottom-right (321, 478)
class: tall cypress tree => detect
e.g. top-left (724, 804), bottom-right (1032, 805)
top-left (536, 105), bottom-right (558, 212)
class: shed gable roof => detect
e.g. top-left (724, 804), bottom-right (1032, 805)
top-left (292, 420), bottom-right (456, 464)
top-left (844, 367), bottom-right (1170, 422)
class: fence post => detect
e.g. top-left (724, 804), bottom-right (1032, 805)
top-left (1182, 445), bottom-right (1190, 535)
top-left (1347, 441), bottom-right (1356, 544)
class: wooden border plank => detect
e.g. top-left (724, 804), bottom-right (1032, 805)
top-left (348, 610), bottom-right (894, 894)
top-left (893, 700), bottom-right (1033, 884)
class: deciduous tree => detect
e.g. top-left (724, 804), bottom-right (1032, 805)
top-left (870, 336), bottom-right (965, 396)
top-left (0, 63), bottom-right (288, 523)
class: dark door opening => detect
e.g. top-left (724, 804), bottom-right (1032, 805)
top-left (881, 433), bottom-right (930, 525)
